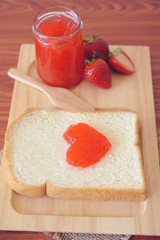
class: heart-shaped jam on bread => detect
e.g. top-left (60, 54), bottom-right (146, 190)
top-left (63, 123), bottom-right (111, 168)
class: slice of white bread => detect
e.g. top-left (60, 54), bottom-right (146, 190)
top-left (3, 109), bottom-right (146, 201)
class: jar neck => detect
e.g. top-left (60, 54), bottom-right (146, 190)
top-left (32, 6), bottom-right (82, 43)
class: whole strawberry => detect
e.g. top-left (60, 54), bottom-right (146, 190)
top-left (107, 48), bottom-right (135, 74)
top-left (83, 35), bottom-right (109, 61)
top-left (84, 58), bottom-right (111, 89)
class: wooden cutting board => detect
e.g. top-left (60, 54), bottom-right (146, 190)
top-left (0, 44), bottom-right (160, 235)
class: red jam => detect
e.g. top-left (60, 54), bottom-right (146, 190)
top-left (63, 123), bottom-right (111, 168)
top-left (33, 7), bottom-right (85, 88)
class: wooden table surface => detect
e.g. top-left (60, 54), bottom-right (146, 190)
top-left (0, 0), bottom-right (160, 239)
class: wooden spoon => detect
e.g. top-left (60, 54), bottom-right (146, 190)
top-left (8, 68), bottom-right (95, 112)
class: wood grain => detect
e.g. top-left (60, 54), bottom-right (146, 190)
top-left (0, 0), bottom-right (160, 239)
top-left (0, 0), bottom-right (160, 150)
top-left (0, 43), bottom-right (159, 236)
top-left (0, 231), bottom-right (56, 240)
top-left (7, 68), bottom-right (95, 112)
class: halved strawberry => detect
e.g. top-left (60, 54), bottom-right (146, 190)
top-left (83, 35), bottom-right (109, 61)
top-left (84, 58), bottom-right (111, 89)
top-left (107, 48), bottom-right (135, 74)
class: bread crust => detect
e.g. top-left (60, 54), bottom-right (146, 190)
top-left (3, 108), bottom-right (147, 201)
top-left (47, 184), bottom-right (146, 201)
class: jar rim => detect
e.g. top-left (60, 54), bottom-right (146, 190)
top-left (33, 6), bottom-right (82, 40)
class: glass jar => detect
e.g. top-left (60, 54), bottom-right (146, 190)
top-left (32, 6), bottom-right (85, 88)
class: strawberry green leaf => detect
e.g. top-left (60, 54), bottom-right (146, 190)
top-left (93, 34), bottom-right (99, 40)
top-left (83, 39), bottom-right (92, 43)
top-left (92, 52), bottom-right (100, 59)
top-left (85, 58), bottom-right (91, 65)
top-left (108, 47), bottom-right (123, 57)
top-left (83, 34), bottom-right (100, 43)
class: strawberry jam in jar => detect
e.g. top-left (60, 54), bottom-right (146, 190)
top-left (33, 7), bottom-right (85, 88)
